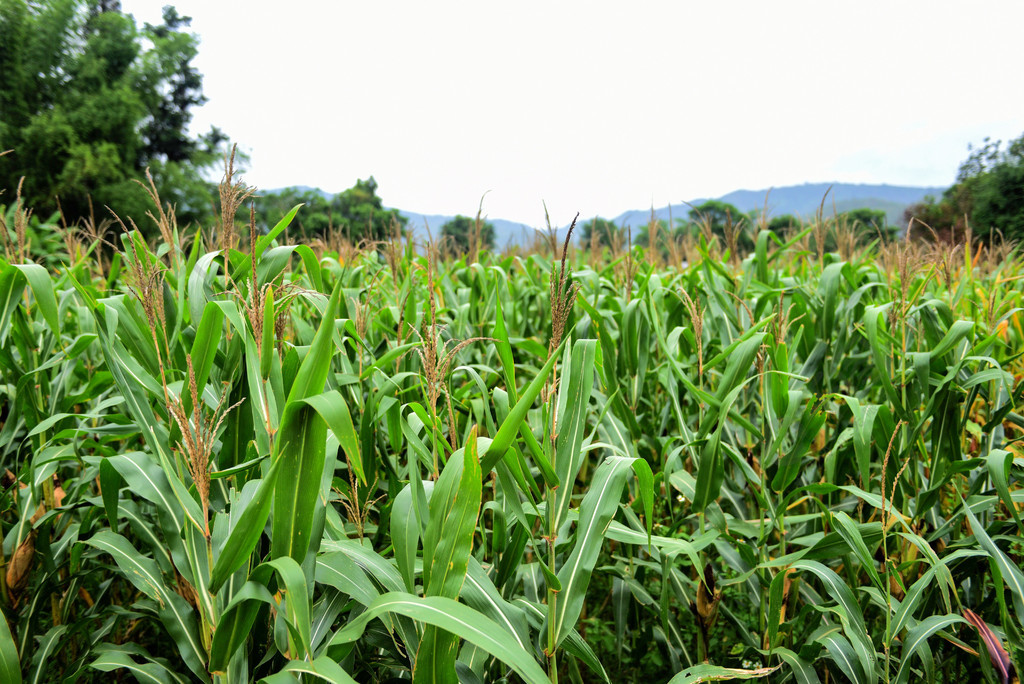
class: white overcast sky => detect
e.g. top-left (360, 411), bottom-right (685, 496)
top-left (121, 1), bottom-right (1024, 227)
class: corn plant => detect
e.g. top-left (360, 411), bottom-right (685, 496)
top-left (0, 179), bottom-right (1022, 683)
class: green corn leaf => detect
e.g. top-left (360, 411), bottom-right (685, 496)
top-left (772, 402), bottom-right (826, 492)
top-left (962, 498), bottom-right (1024, 624)
top-left (703, 331), bottom-right (767, 431)
top-left (766, 567), bottom-right (790, 650)
top-left (462, 558), bottom-right (532, 654)
top-left (481, 335), bottom-right (567, 478)
top-left (492, 275), bottom-right (517, 395)
top-left (329, 593), bottom-right (548, 684)
top-left (773, 646), bottom-right (821, 684)
top-left (83, 531), bottom-right (207, 681)
top-left (316, 551), bottom-right (383, 608)
top-left (930, 319), bottom-right (974, 359)
top-left (99, 457), bottom-right (121, 529)
top-left (667, 662), bottom-right (781, 684)
top-left (553, 455), bottom-right (644, 646)
top-left (0, 264), bottom-right (27, 347)
top-left (260, 287), bottom-right (275, 379)
top-left (550, 339), bottom-right (597, 531)
top-left (863, 306), bottom-right (904, 418)
top-left (28, 625), bottom-right (66, 684)
top-left (818, 630), bottom-right (865, 684)
top-left (265, 556), bottom-right (313, 661)
top-left (0, 603), bottom-right (21, 684)
top-left (302, 390), bottom-right (363, 485)
top-left (265, 656), bottom-right (358, 683)
top-left (416, 428), bottom-right (483, 684)
top-left (254, 204), bottom-right (303, 257)
top-left (12, 263), bottom-right (60, 337)
top-left (91, 648), bottom-right (190, 684)
top-left (271, 280), bottom-right (343, 562)
top-left (209, 454), bottom-right (284, 592)
top-left (209, 582), bottom-right (276, 673)
top-left (986, 449), bottom-right (1024, 534)
top-left (692, 430), bottom-right (722, 514)
top-left (894, 614), bottom-right (968, 684)
top-left (831, 511), bottom-right (884, 593)
top-left (83, 530), bottom-right (167, 602)
top-left (391, 481), bottom-right (433, 594)
top-left (421, 429), bottom-right (482, 597)
top-left (189, 301), bottom-right (225, 406)
top-left (106, 451), bottom-right (198, 542)
top-left (516, 597), bottom-right (609, 682)
top-left (791, 560), bottom-right (874, 684)
top-left (316, 550), bottom-right (419, 654)
top-left (845, 398), bottom-right (879, 487)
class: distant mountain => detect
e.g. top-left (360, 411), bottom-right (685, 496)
top-left (612, 183), bottom-right (947, 229)
top-left (266, 182), bottom-right (948, 249)
top-left (398, 211), bottom-right (542, 251)
top-left (261, 185), bottom-right (333, 200)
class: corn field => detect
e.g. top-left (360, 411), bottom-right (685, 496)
top-left (0, 186), bottom-right (1022, 683)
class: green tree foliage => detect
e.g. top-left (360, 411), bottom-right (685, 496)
top-left (253, 187), bottom-right (336, 236)
top-left (579, 217), bottom-right (620, 248)
top-left (686, 199), bottom-right (753, 251)
top-left (841, 208), bottom-right (887, 232)
top-left (767, 213), bottom-right (802, 233)
top-left (906, 133), bottom-right (1024, 242)
top-left (254, 178), bottom-right (406, 242)
top-left (334, 177), bottom-right (406, 242)
top-left (959, 135), bottom-right (1024, 240)
top-left (0, 1), bottom-right (226, 229)
top-left (686, 200), bottom-right (744, 234)
top-left (440, 214), bottom-right (495, 254)
top-left (635, 218), bottom-right (668, 248)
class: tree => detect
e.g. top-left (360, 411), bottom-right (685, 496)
top-left (332, 177), bottom-right (406, 242)
top-left (635, 219), bottom-right (668, 248)
top-left (686, 200), bottom-right (744, 233)
top-left (841, 208), bottom-right (887, 232)
top-left (579, 217), bottom-right (620, 249)
top-left (253, 187), bottom-right (335, 236)
top-left (905, 133), bottom-right (1024, 243)
top-left (767, 214), bottom-right (802, 233)
top-left (253, 178), bottom-right (407, 243)
top-left (0, 1), bottom-right (226, 230)
top-left (685, 200), bottom-right (753, 252)
top-left (959, 135), bottom-right (1024, 241)
top-left (440, 215), bottom-right (494, 254)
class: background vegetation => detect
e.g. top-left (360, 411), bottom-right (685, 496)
top-left (0, 0), bottom-right (226, 229)
top-left (904, 133), bottom-right (1024, 244)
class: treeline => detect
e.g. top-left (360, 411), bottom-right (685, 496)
top-left (903, 133), bottom-right (1024, 243)
top-left (578, 202), bottom-right (893, 252)
top-left (1, 2), bottom-right (1022, 251)
top-left (0, 1), bottom-right (223, 230)
top-left (0, 1), bottom-right (479, 252)
top-left (250, 180), bottom-right (406, 243)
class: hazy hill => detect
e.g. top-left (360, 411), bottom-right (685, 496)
top-left (612, 183), bottom-right (946, 230)
top-left (267, 182), bottom-right (947, 249)
top-left (397, 212), bottom-right (541, 251)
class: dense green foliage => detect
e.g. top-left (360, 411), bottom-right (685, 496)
top-left (840, 208), bottom-right (888, 233)
top-left (0, 1), bottom-right (227, 230)
top-left (906, 133), bottom-right (1024, 242)
top-left (440, 214), bottom-right (495, 254)
top-left (580, 217), bottom-right (622, 248)
top-left (766, 214), bottom-right (802, 233)
top-left (253, 178), bottom-right (407, 243)
top-left (1, 178), bottom-right (1022, 683)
